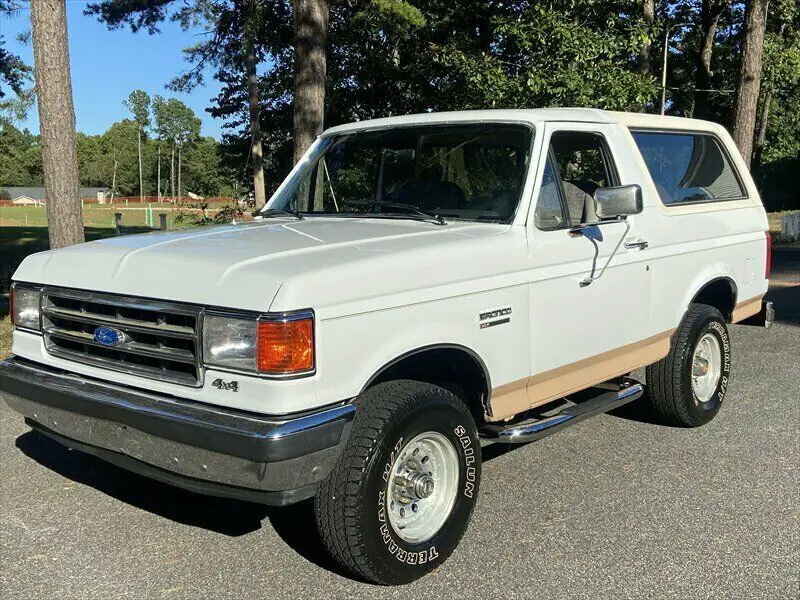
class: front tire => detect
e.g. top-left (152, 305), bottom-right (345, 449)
top-left (646, 303), bottom-right (731, 427)
top-left (314, 380), bottom-right (481, 585)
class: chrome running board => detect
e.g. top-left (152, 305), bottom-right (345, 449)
top-left (480, 381), bottom-right (644, 444)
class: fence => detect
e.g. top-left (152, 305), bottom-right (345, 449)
top-left (113, 211), bottom-right (169, 234)
top-left (781, 212), bottom-right (800, 242)
top-left (100, 196), bottom-right (236, 205)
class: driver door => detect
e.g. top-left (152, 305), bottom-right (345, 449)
top-left (524, 122), bottom-right (654, 411)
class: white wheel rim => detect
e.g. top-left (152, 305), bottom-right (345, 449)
top-left (692, 332), bottom-right (722, 403)
top-left (386, 431), bottom-right (460, 544)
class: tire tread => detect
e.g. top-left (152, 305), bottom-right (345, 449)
top-left (645, 303), bottom-right (726, 427)
top-left (314, 380), bottom-right (474, 584)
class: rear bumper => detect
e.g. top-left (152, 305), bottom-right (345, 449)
top-left (0, 358), bottom-right (355, 505)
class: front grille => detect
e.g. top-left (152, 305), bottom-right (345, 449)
top-left (41, 288), bottom-right (202, 386)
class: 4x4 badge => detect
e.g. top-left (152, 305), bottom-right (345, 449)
top-left (211, 378), bottom-right (239, 392)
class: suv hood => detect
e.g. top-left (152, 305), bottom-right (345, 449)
top-left (14, 217), bottom-right (504, 312)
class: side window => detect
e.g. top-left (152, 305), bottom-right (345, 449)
top-left (631, 131), bottom-right (746, 205)
top-left (534, 131), bottom-right (618, 229)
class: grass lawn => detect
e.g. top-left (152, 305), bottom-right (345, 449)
top-left (0, 201), bottom-right (228, 229)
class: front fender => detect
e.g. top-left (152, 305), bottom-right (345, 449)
top-left (313, 284), bottom-right (530, 408)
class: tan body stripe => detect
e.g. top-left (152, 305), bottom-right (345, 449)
top-left (487, 329), bottom-right (674, 422)
top-left (731, 295), bottom-right (764, 323)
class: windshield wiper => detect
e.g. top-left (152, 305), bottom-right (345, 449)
top-left (346, 200), bottom-right (446, 226)
top-left (259, 208), bottom-right (305, 220)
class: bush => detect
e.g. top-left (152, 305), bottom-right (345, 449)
top-left (760, 156), bottom-right (800, 212)
top-left (173, 201), bottom-right (247, 227)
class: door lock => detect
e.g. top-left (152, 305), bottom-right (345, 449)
top-left (624, 239), bottom-right (649, 250)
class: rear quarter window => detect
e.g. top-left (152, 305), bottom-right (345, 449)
top-left (631, 131), bottom-right (746, 205)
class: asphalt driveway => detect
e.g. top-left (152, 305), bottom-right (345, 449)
top-left (1, 249), bottom-right (798, 599)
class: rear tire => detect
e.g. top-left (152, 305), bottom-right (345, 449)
top-left (646, 303), bottom-right (731, 427)
top-left (314, 380), bottom-right (481, 585)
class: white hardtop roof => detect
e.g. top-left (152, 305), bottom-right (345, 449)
top-left (322, 108), bottom-right (727, 137)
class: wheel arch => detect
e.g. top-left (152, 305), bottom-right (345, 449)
top-left (687, 276), bottom-right (738, 323)
top-left (360, 344), bottom-right (492, 423)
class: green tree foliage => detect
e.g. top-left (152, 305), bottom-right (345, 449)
top-left (0, 121), bottom-right (42, 185)
top-left (76, 131), bottom-right (108, 187)
top-left (0, 1), bottom-right (30, 100)
top-left (85, 0), bottom-right (280, 204)
top-left (49, 0), bottom-right (800, 210)
top-left (150, 97), bottom-right (200, 152)
top-left (427, 1), bottom-right (657, 110)
top-left (181, 136), bottom-right (229, 196)
top-left (0, 34), bottom-right (29, 99)
top-left (757, 0), bottom-right (800, 209)
top-left (101, 119), bottom-right (140, 195)
top-left (124, 89), bottom-right (151, 128)
top-left (1, 99), bottom-right (230, 198)
top-left (0, 1), bottom-right (34, 122)
top-left (656, 0), bottom-right (798, 207)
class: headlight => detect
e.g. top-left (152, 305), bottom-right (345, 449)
top-left (202, 311), bottom-right (315, 376)
top-left (10, 283), bottom-right (42, 332)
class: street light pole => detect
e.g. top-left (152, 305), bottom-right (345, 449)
top-left (661, 22), bottom-right (693, 115)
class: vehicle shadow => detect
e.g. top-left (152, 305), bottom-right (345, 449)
top-left (15, 430), bottom-right (268, 535)
top-left (14, 430), bottom-right (348, 577)
top-left (481, 441), bottom-right (523, 462)
top-left (480, 378), bottom-right (660, 462)
top-left (766, 284), bottom-right (799, 326)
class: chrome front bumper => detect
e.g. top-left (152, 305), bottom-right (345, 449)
top-left (0, 358), bottom-right (355, 505)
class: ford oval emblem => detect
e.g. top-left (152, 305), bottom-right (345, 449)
top-left (93, 326), bottom-right (125, 347)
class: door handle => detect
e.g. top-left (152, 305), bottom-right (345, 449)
top-left (624, 239), bottom-right (649, 250)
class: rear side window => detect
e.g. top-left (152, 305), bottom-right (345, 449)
top-left (631, 131), bottom-right (746, 205)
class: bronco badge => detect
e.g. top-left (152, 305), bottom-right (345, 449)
top-left (478, 307), bottom-right (512, 329)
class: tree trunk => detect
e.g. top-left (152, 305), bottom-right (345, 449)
top-left (637, 0), bottom-right (655, 76)
top-left (245, 0), bottom-right (266, 209)
top-left (293, 0), bottom-right (330, 166)
top-left (752, 21), bottom-right (784, 182)
top-left (694, 0), bottom-right (723, 120)
top-left (30, 0), bottom-right (84, 248)
top-left (177, 144), bottom-right (182, 200)
top-left (157, 144), bottom-right (161, 202)
top-left (111, 158), bottom-right (117, 201)
top-left (137, 125), bottom-right (144, 202)
top-left (733, 0), bottom-right (770, 167)
top-left (751, 85), bottom-right (772, 184)
top-left (170, 145), bottom-right (175, 201)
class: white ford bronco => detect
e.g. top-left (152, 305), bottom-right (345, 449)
top-left (3, 109), bottom-right (773, 584)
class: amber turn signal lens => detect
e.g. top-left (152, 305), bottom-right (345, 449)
top-left (257, 318), bottom-right (314, 374)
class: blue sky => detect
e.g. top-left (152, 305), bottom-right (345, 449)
top-left (1, 2), bottom-right (225, 139)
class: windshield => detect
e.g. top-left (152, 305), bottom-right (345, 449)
top-left (268, 123), bottom-right (534, 223)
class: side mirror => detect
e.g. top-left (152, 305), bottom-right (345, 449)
top-left (593, 184), bottom-right (643, 219)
